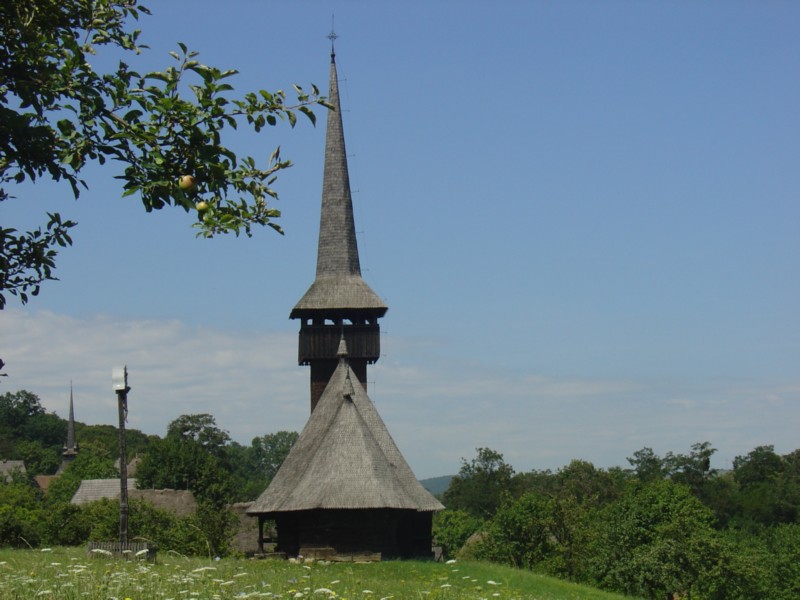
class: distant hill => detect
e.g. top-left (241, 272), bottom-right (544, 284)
top-left (420, 475), bottom-right (454, 497)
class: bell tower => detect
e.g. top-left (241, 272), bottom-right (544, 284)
top-left (290, 41), bottom-right (387, 413)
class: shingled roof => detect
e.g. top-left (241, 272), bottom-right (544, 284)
top-left (291, 51), bottom-right (387, 317)
top-left (0, 460), bottom-right (26, 482)
top-left (249, 344), bottom-right (442, 514)
top-left (71, 478), bottom-right (137, 505)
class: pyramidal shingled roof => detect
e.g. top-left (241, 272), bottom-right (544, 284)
top-left (291, 50), bottom-right (387, 317)
top-left (248, 350), bottom-right (443, 514)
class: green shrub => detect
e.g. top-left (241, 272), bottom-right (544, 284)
top-left (474, 492), bottom-right (560, 571)
top-left (0, 482), bottom-right (44, 547)
top-left (433, 509), bottom-right (483, 558)
top-left (40, 502), bottom-right (93, 546)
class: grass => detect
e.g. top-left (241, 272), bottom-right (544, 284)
top-left (0, 547), bottom-right (634, 600)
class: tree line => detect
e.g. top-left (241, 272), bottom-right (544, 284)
top-left (4, 388), bottom-right (799, 598)
top-left (0, 389), bottom-right (297, 555)
top-left (435, 445), bottom-right (800, 599)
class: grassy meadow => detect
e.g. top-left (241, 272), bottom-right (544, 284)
top-left (0, 547), bottom-right (635, 600)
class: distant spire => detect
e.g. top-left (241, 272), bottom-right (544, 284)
top-left (63, 383), bottom-right (77, 457)
top-left (58, 383), bottom-right (78, 474)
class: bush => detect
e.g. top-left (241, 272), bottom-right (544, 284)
top-left (40, 502), bottom-right (93, 546)
top-left (0, 482), bottom-right (44, 547)
top-left (432, 509), bottom-right (483, 559)
top-left (474, 492), bottom-right (560, 571)
top-left (587, 480), bottom-right (719, 599)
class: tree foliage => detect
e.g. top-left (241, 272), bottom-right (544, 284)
top-left (1, 390), bottom-right (65, 476)
top-left (136, 415), bottom-right (235, 505)
top-left (0, 0), bottom-right (326, 307)
top-left (432, 508), bottom-right (483, 559)
top-left (443, 447), bottom-right (517, 519)
top-left (439, 443), bottom-right (800, 598)
top-left (250, 430), bottom-right (298, 482)
top-left (44, 441), bottom-right (118, 505)
top-left (476, 492), bottom-right (562, 571)
top-left (588, 479), bottom-right (719, 599)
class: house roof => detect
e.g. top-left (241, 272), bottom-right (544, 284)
top-left (71, 478), bottom-right (136, 505)
top-left (0, 460), bottom-right (26, 481)
top-left (71, 479), bottom-right (197, 516)
top-left (291, 51), bottom-right (386, 317)
top-left (34, 475), bottom-right (56, 491)
top-left (248, 348), bottom-right (443, 514)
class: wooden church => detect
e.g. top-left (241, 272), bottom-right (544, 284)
top-left (248, 44), bottom-right (443, 559)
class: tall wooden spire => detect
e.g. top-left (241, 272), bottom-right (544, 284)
top-left (59, 384), bottom-right (78, 473)
top-left (250, 44), bottom-right (442, 560)
top-left (291, 45), bottom-right (387, 412)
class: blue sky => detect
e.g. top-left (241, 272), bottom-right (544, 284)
top-left (2, 1), bottom-right (798, 479)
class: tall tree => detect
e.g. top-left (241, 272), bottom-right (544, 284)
top-left (626, 446), bottom-right (666, 483)
top-left (167, 413), bottom-right (230, 456)
top-left (732, 445), bottom-right (799, 526)
top-left (250, 430), bottom-right (298, 482)
top-left (1, 0), bottom-right (325, 307)
top-left (665, 441), bottom-right (718, 498)
top-left (443, 447), bottom-right (516, 519)
top-left (136, 414), bottom-right (234, 505)
top-left (588, 479), bottom-right (721, 599)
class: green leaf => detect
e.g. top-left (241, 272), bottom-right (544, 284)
top-left (298, 106), bottom-right (316, 126)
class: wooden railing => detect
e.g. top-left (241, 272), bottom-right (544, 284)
top-left (87, 541), bottom-right (157, 561)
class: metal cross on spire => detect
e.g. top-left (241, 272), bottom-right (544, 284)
top-left (328, 15), bottom-right (338, 58)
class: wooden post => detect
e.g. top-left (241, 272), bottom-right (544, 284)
top-left (257, 515), bottom-right (265, 555)
top-left (117, 385), bottom-right (128, 544)
top-left (112, 365), bottom-right (132, 547)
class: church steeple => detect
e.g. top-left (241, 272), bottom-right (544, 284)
top-left (291, 45), bottom-right (387, 413)
top-left (314, 40), bottom-right (361, 279)
top-left (59, 383), bottom-right (78, 473)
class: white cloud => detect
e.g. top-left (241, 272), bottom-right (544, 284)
top-left (1, 309), bottom-right (308, 442)
top-left (2, 309), bottom-right (799, 479)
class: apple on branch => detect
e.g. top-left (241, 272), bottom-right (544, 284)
top-left (178, 175), bottom-right (197, 194)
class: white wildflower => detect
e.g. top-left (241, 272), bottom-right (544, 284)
top-left (445, 559), bottom-right (456, 564)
